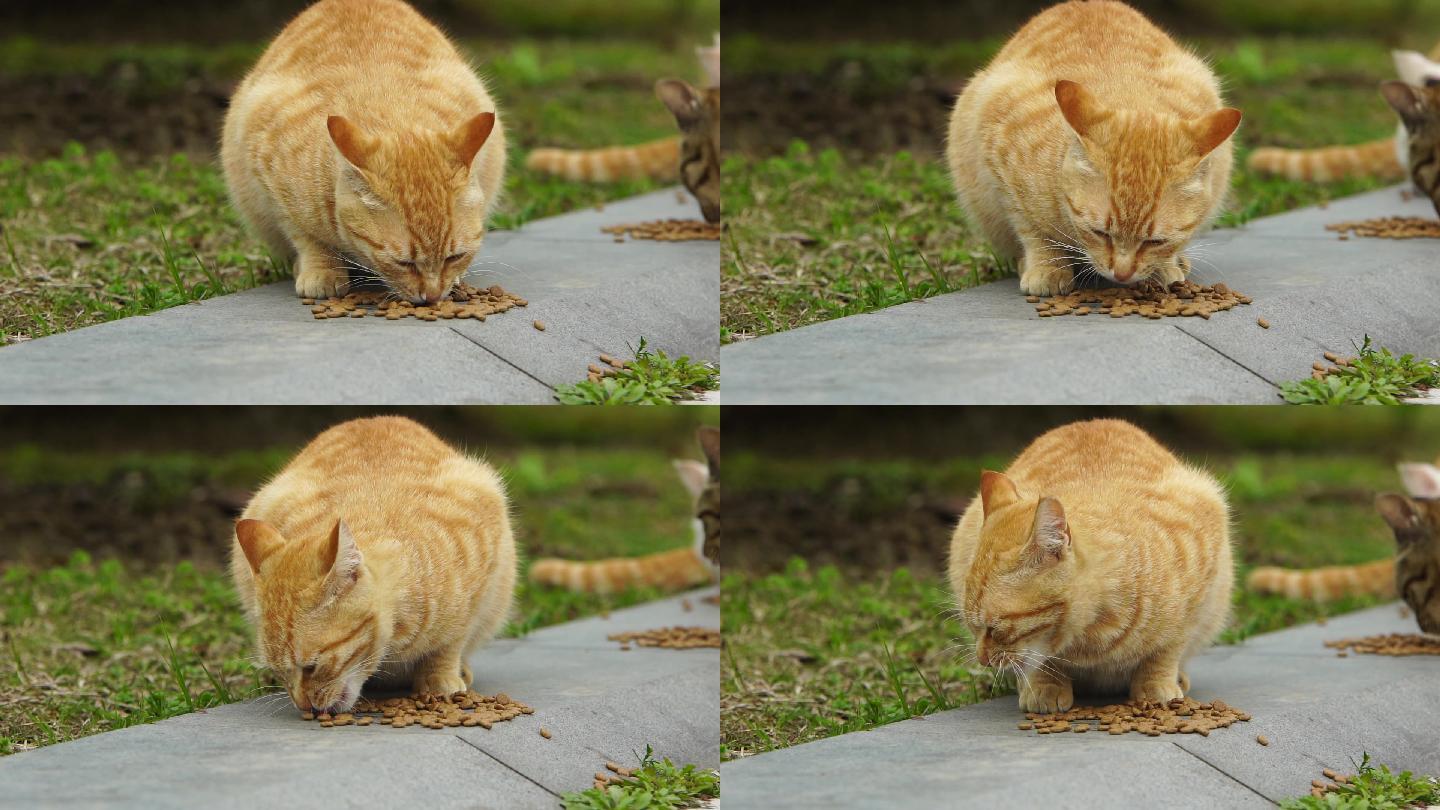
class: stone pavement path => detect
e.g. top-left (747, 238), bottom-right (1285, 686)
top-left (722, 603), bottom-right (1440, 809)
top-left (0, 587), bottom-right (719, 809)
top-left (722, 186), bottom-right (1440, 404)
top-left (0, 189), bottom-right (718, 404)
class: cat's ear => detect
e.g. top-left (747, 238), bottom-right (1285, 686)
top-left (1054, 80), bottom-right (1112, 140)
top-left (449, 112), bottom-right (496, 169)
top-left (979, 470), bottom-right (1019, 517)
top-left (235, 519), bottom-right (284, 573)
top-left (327, 116), bottom-right (378, 171)
top-left (1398, 462), bottom-right (1440, 499)
top-left (656, 79), bottom-right (704, 126)
top-left (320, 518), bottom-right (364, 599)
top-left (673, 459), bottom-right (709, 499)
top-left (1190, 108), bottom-right (1243, 158)
top-left (1025, 497), bottom-right (1071, 567)
top-left (1376, 492), bottom-right (1426, 548)
top-left (1381, 81), bottom-right (1427, 127)
top-left (697, 426), bottom-right (721, 478)
top-left (1392, 50), bottom-right (1434, 87)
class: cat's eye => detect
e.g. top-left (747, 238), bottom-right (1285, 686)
top-left (396, 260), bottom-right (417, 269)
top-left (1143, 238), bottom-right (1167, 247)
top-left (1090, 228), bottom-right (1110, 240)
top-left (301, 663), bottom-right (316, 676)
top-left (445, 253), bottom-right (467, 264)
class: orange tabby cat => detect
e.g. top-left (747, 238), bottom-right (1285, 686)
top-left (221, 0), bottom-right (507, 304)
top-left (230, 416), bottom-right (516, 714)
top-left (948, 420), bottom-right (1233, 713)
top-left (947, 1), bottom-right (1242, 295)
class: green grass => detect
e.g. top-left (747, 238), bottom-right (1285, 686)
top-left (721, 451), bottom-right (1400, 758)
top-left (1280, 336), bottom-right (1440, 405)
top-left (722, 36), bottom-right (1413, 340)
top-left (555, 337), bottom-right (720, 404)
top-left (560, 745), bottom-right (720, 810)
top-left (0, 439), bottom-right (707, 755)
top-left (0, 38), bottom-right (706, 345)
top-left (1281, 754), bottom-right (1440, 809)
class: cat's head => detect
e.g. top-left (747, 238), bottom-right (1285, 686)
top-left (674, 426), bottom-right (720, 568)
top-left (1053, 80), bottom-right (1242, 285)
top-left (961, 471), bottom-right (1073, 670)
top-left (1379, 80), bottom-right (1440, 217)
top-left (235, 518), bottom-right (387, 714)
top-left (326, 113), bottom-right (498, 304)
top-left (1377, 462), bottom-right (1440, 549)
top-left (656, 80), bottom-right (721, 223)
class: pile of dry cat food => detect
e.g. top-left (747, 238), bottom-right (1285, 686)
top-left (602, 219), bottom-right (721, 242)
top-left (301, 282), bottom-right (527, 321)
top-left (1324, 633), bottom-right (1440, 656)
top-left (607, 626), bottom-right (721, 650)
top-left (298, 690), bottom-right (533, 729)
top-left (1304, 768), bottom-right (1354, 800)
top-left (1030, 279), bottom-right (1252, 320)
top-left (1305, 351), bottom-right (1356, 382)
top-left (591, 761), bottom-right (637, 791)
top-left (586, 353), bottom-right (631, 383)
top-left (1325, 217), bottom-right (1440, 240)
top-left (1018, 697), bottom-right (1251, 736)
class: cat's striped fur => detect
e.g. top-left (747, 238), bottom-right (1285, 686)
top-left (1248, 45), bottom-right (1440, 186)
top-left (948, 420), bottom-right (1233, 713)
top-left (221, 0), bottom-right (507, 303)
top-left (529, 426), bottom-right (719, 594)
top-left (1249, 462), bottom-right (1440, 634)
top-left (230, 416), bottom-right (516, 714)
top-left (947, 1), bottom-right (1241, 296)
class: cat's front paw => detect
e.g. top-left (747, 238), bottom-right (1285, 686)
top-left (1019, 679), bottom-right (1073, 713)
top-left (1130, 675), bottom-right (1185, 705)
top-left (295, 268), bottom-right (343, 299)
top-left (1018, 256), bottom-right (1076, 297)
top-left (413, 669), bottom-right (469, 697)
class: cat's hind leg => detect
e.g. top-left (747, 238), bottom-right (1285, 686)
top-left (1130, 646), bottom-right (1186, 704)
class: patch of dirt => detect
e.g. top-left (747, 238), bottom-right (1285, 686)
top-left (724, 70), bottom-right (961, 157)
top-left (0, 70), bottom-right (232, 158)
top-left (0, 478), bottom-right (245, 567)
top-left (727, 486), bottom-right (965, 575)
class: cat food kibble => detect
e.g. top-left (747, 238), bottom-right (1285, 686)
top-left (1325, 217), bottom-right (1440, 240)
top-left (1033, 279), bottom-right (1252, 321)
top-left (601, 219), bottom-right (721, 242)
top-left (1324, 633), bottom-right (1440, 656)
top-left (298, 690), bottom-right (534, 729)
top-left (1257, 734), bottom-right (1269, 746)
top-left (606, 626), bottom-right (721, 649)
top-left (533, 320), bottom-right (545, 331)
top-left (1019, 697), bottom-right (1252, 737)
top-left (539, 727), bottom-right (552, 739)
top-left (301, 282), bottom-right (527, 323)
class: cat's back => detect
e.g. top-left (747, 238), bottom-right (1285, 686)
top-left (1009, 420), bottom-right (1220, 508)
top-left (248, 0), bottom-right (458, 81)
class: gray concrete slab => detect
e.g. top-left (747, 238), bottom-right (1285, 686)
top-left (0, 587), bottom-right (719, 809)
top-left (723, 185), bottom-right (1440, 404)
top-left (722, 603), bottom-right (1439, 809)
top-left (0, 189), bottom-right (717, 404)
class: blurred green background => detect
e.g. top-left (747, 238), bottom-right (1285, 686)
top-left (0, 405), bottom-right (717, 756)
top-left (721, 406), bottom-right (1430, 758)
top-left (0, 0), bottom-right (719, 345)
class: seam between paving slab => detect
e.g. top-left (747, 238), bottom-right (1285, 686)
top-left (1175, 326), bottom-right (1280, 389)
top-left (447, 326), bottom-right (552, 389)
top-left (455, 736), bottom-right (560, 799)
top-left (1172, 743), bottom-right (1275, 805)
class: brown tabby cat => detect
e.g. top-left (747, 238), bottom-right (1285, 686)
top-left (221, 0), bottom-right (507, 303)
top-left (948, 420), bottom-right (1233, 713)
top-left (947, 1), bottom-right (1241, 296)
top-left (526, 37), bottom-right (721, 223)
top-left (230, 416), bottom-right (516, 714)
top-left (530, 426), bottom-right (719, 593)
top-left (1378, 81), bottom-right (1440, 218)
top-left (1248, 462), bottom-right (1440, 633)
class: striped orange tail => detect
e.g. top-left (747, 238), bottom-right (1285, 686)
top-left (524, 136), bottom-right (679, 182)
top-left (1247, 137), bottom-right (1404, 182)
top-left (529, 547), bottom-right (712, 594)
top-left (1246, 558), bottom-right (1396, 602)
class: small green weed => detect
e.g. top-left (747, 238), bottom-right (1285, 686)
top-left (1280, 337), bottom-right (1440, 405)
top-left (1281, 754), bottom-right (1440, 810)
top-left (554, 338), bottom-right (718, 405)
top-left (560, 745), bottom-right (719, 810)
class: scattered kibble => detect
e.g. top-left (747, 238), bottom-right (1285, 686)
top-left (607, 626), bottom-right (721, 650)
top-left (540, 727), bottom-right (552, 739)
top-left (533, 320), bottom-right (545, 331)
top-left (1033, 279), bottom-right (1252, 320)
top-left (601, 219), bottom-right (721, 242)
top-left (298, 690), bottom-right (534, 729)
top-left (1308, 352), bottom-right (1356, 382)
top-left (1019, 697), bottom-right (1251, 737)
top-left (1324, 633), bottom-right (1440, 656)
top-left (1326, 216), bottom-right (1440, 240)
top-left (1257, 735), bottom-right (1269, 746)
top-left (1257, 318), bottom-right (1270, 329)
top-left (300, 282), bottom-right (527, 322)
